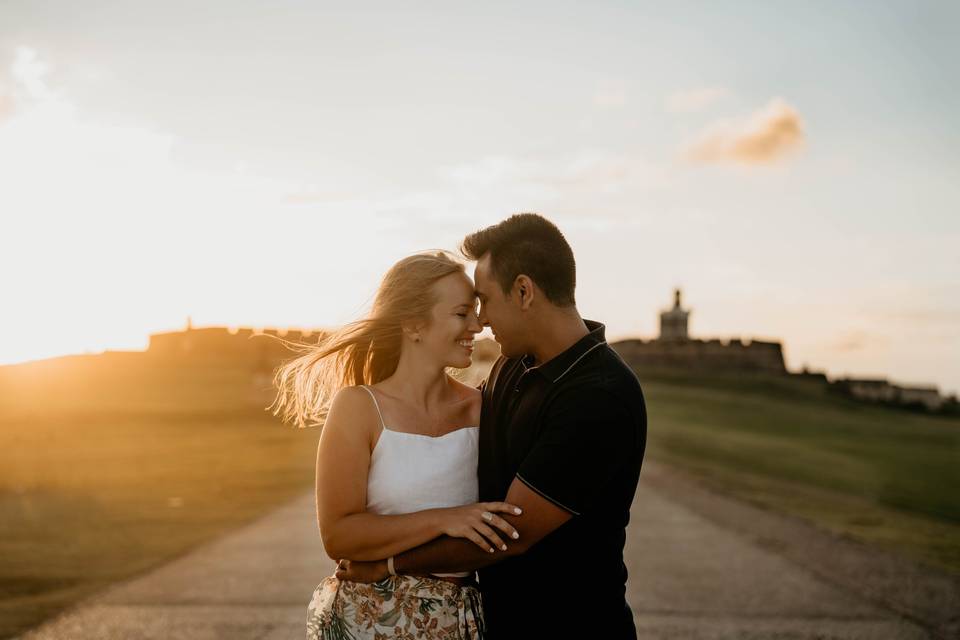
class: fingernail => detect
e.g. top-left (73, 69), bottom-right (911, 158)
top-left (501, 544), bottom-right (508, 551)
top-left (512, 532), bottom-right (519, 539)
top-left (514, 508), bottom-right (522, 515)
top-left (488, 547), bottom-right (495, 553)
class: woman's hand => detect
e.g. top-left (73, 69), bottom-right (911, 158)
top-left (435, 502), bottom-right (522, 553)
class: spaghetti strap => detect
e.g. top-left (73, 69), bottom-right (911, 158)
top-left (359, 385), bottom-right (386, 429)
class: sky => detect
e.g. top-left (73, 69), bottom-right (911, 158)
top-left (1, 1), bottom-right (958, 395)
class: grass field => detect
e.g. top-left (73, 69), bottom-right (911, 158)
top-left (0, 353), bottom-right (320, 639)
top-left (636, 369), bottom-right (960, 575)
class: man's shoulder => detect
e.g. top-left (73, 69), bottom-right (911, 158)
top-left (561, 343), bottom-right (642, 393)
top-left (548, 345), bottom-right (645, 422)
top-left (486, 354), bottom-right (525, 388)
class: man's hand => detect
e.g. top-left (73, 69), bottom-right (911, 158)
top-left (335, 558), bottom-right (389, 584)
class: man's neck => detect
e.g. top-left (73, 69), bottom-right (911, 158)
top-left (529, 310), bottom-right (590, 366)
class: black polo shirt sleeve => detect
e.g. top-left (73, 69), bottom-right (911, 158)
top-left (515, 386), bottom-right (636, 516)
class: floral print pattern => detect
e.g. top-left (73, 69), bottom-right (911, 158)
top-left (307, 574), bottom-right (484, 639)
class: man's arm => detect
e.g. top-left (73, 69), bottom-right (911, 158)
top-left (399, 476), bottom-right (573, 573)
top-left (336, 477), bottom-right (571, 581)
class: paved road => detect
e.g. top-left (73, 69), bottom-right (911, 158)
top-left (21, 462), bottom-right (951, 639)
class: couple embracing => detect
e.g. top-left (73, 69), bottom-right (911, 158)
top-left (273, 213), bottom-right (647, 639)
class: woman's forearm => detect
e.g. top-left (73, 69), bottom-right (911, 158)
top-left (321, 509), bottom-right (442, 561)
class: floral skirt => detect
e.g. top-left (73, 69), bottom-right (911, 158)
top-left (306, 574), bottom-right (485, 640)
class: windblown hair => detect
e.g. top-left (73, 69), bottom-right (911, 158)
top-left (461, 212), bottom-right (576, 306)
top-left (270, 251), bottom-right (465, 429)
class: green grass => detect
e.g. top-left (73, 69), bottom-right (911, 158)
top-left (637, 369), bottom-right (960, 574)
top-left (0, 353), bottom-right (320, 639)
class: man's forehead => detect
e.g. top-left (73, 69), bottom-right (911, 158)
top-left (472, 262), bottom-right (492, 294)
top-left (473, 254), bottom-right (493, 280)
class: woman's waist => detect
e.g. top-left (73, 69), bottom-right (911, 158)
top-left (334, 573), bottom-right (477, 595)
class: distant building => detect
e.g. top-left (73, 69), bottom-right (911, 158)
top-left (835, 378), bottom-right (945, 411)
top-left (794, 364), bottom-right (829, 384)
top-left (836, 378), bottom-right (898, 403)
top-left (896, 385), bottom-right (944, 411)
top-left (611, 289), bottom-right (787, 375)
top-left (659, 289), bottom-right (690, 341)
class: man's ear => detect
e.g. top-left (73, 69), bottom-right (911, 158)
top-left (512, 275), bottom-right (536, 311)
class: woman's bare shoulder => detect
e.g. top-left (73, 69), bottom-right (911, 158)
top-left (330, 384), bottom-right (374, 408)
top-left (325, 386), bottom-right (381, 438)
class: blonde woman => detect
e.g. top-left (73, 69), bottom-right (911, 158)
top-left (272, 251), bottom-right (520, 640)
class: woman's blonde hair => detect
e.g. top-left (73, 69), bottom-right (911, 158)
top-left (270, 251), bottom-right (465, 429)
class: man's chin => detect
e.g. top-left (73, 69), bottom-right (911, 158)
top-left (497, 342), bottom-right (522, 359)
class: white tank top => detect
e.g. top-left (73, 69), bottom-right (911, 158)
top-left (360, 386), bottom-right (479, 577)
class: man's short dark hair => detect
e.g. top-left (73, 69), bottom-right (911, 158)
top-left (461, 213), bottom-right (576, 306)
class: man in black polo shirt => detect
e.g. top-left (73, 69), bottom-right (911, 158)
top-left (338, 213), bottom-right (647, 638)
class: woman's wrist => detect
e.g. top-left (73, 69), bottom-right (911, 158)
top-left (427, 508), bottom-right (447, 537)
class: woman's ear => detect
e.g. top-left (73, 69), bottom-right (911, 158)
top-left (401, 320), bottom-right (424, 343)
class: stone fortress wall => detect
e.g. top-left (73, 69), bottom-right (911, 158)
top-left (610, 289), bottom-right (787, 375)
top-left (147, 320), bottom-right (324, 369)
top-left (612, 337), bottom-right (787, 375)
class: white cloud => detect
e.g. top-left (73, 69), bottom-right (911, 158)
top-left (665, 87), bottom-right (729, 113)
top-left (684, 98), bottom-right (804, 165)
top-left (10, 48), bottom-right (55, 102)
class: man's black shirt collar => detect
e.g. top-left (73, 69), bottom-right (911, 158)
top-left (520, 320), bottom-right (607, 384)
